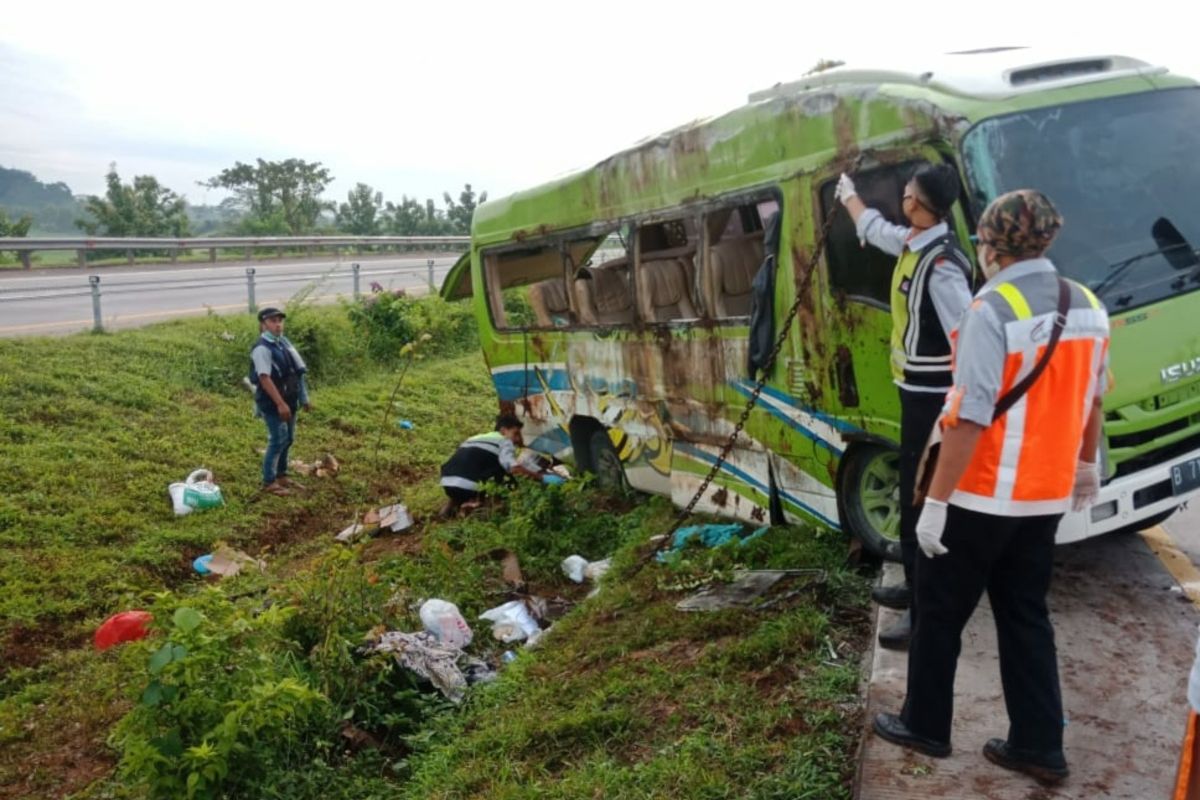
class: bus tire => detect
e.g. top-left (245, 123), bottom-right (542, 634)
top-left (589, 429), bottom-right (628, 492)
top-left (838, 444), bottom-right (902, 560)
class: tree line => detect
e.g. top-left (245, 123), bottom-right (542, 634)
top-left (1, 160), bottom-right (485, 238)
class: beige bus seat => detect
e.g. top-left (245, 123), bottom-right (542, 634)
top-left (638, 257), bottom-right (697, 322)
top-left (711, 234), bottom-right (765, 317)
top-left (528, 278), bottom-right (573, 327)
top-left (575, 259), bottom-right (635, 325)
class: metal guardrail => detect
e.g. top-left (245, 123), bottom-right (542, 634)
top-left (0, 258), bottom-right (455, 333)
top-left (1, 235), bottom-right (469, 268)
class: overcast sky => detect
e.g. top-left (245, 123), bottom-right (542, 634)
top-left (1, 0), bottom-right (1196, 208)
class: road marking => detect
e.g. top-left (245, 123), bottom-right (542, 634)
top-left (1142, 525), bottom-right (1200, 606)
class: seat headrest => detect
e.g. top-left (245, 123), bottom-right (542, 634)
top-left (589, 265), bottom-right (632, 313)
top-left (536, 278), bottom-right (570, 312)
top-left (642, 259), bottom-right (690, 307)
top-left (712, 236), bottom-right (764, 296)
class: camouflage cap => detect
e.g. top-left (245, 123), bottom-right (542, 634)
top-left (977, 189), bottom-right (1063, 258)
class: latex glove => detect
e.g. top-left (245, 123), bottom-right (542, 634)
top-left (916, 498), bottom-right (950, 558)
top-left (542, 473), bottom-right (566, 487)
top-left (834, 173), bottom-right (857, 204)
top-left (1072, 460), bottom-right (1100, 512)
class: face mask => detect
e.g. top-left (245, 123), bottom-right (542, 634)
top-left (261, 331), bottom-right (280, 343)
top-left (978, 244), bottom-right (1002, 281)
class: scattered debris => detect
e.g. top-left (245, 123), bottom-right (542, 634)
top-left (193, 554), bottom-right (213, 575)
top-left (675, 569), bottom-right (825, 612)
top-left (219, 331), bottom-right (236, 342)
top-left (479, 599), bottom-right (542, 643)
top-left (365, 631), bottom-right (492, 703)
top-left (561, 555), bottom-right (612, 585)
top-left (488, 549), bottom-right (526, 589)
top-left (94, 610), bottom-right (153, 650)
top-left (334, 503), bottom-right (413, 543)
top-left (335, 522), bottom-right (374, 544)
top-left (199, 545), bottom-right (266, 577)
top-left (289, 453), bottom-right (340, 478)
top-left (397, 419), bottom-right (414, 430)
top-left (655, 523), bottom-right (769, 561)
top-left (561, 555), bottom-right (589, 583)
top-left (167, 468), bottom-right (224, 516)
top-left (419, 599), bottom-right (473, 649)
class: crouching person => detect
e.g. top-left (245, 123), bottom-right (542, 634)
top-left (439, 413), bottom-right (547, 517)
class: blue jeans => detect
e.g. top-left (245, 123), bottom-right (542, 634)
top-left (262, 406), bottom-right (296, 485)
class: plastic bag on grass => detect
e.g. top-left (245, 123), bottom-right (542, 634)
top-left (168, 468), bottom-right (224, 516)
top-left (419, 599), bottom-right (473, 649)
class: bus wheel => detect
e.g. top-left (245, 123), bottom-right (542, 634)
top-left (589, 430), bottom-right (628, 492)
top-left (839, 445), bottom-right (901, 560)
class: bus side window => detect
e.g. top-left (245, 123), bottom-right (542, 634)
top-left (820, 162), bottom-right (922, 308)
top-left (703, 198), bottom-right (776, 319)
top-left (634, 218), bottom-right (700, 323)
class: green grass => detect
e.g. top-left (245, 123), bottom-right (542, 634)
top-left (0, 306), bottom-right (871, 799)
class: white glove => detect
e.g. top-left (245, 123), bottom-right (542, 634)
top-left (916, 498), bottom-right (950, 558)
top-left (1072, 460), bottom-right (1100, 512)
top-left (834, 173), bottom-right (857, 204)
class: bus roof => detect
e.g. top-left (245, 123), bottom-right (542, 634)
top-left (472, 50), bottom-right (1190, 244)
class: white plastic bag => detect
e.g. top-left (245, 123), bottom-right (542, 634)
top-left (561, 555), bottom-right (588, 583)
top-left (584, 558), bottom-right (611, 582)
top-left (479, 600), bottom-right (541, 643)
top-left (168, 469), bottom-right (224, 516)
top-left (419, 599), bottom-right (473, 649)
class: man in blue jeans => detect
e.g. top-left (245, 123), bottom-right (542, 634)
top-left (249, 307), bottom-right (310, 496)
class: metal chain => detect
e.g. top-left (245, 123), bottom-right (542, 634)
top-left (641, 171), bottom-right (858, 565)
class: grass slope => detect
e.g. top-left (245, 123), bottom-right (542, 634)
top-left (0, 308), bottom-right (870, 799)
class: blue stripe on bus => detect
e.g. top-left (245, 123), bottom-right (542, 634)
top-left (728, 382), bottom-right (844, 457)
top-left (749, 382), bottom-right (860, 433)
top-left (674, 442), bottom-right (840, 530)
top-left (491, 368), bottom-right (571, 402)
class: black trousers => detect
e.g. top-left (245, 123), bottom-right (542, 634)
top-left (898, 388), bottom-right (945, 589)
top-left (901, 505), bottom-right (1065, 755)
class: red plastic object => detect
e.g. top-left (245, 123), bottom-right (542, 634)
top-left (94, 610), bottom-right (153, 650)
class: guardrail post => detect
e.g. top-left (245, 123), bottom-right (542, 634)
top-left (427, 259), bottom-right (435, 292)
top-left (170, 248), bottom-right (178, 264)
top-left (77, 249), bottom-right (86, 268)
top-left (276, 246), bottom-right (284, 260)
top-left (126, 249), bottom-right (134, 266)
top-left (19, 251), bottom-right (31, 269)
top-left (209, 247), bottom-right (217, 263)
top-left (89, 275), bottom-right (103, 332)
top-left (246, 268), bottom-right (257, 314)
top-left (352, 262), bottom-right (361, 299)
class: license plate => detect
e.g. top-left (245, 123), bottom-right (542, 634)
top-left (1171, 457), bottom-right (1200, 495)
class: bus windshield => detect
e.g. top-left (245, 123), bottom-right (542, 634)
top-left (962, 87), bottom-right (1200, 311)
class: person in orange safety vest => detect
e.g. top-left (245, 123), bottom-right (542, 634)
top-left (872, 189), bottom-right (1110, 787)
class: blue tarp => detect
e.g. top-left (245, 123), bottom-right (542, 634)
top-left (656, 524), bottom-right (770, 562)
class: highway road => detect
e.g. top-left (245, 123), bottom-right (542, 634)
top-left (0, 253), bottom-right (462, 337)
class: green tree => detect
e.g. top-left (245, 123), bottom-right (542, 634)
top-left (443, 183), bottom-right (487, 234)
top-left (335, 183), bottom-right (383, 235)
top-left (75, 164), bottom-right (190, 237)
top-left (0, 208), bottom-right (32, 237)
top-left (203, 159), bottom-right (333, 235)
top-left (383, 195), bottom-right (449, 235)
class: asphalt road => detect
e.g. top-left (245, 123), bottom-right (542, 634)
top-left (0, 253), bottom-right (461, 337)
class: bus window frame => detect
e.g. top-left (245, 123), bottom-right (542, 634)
top-left (815, 148), bottom-right (968, 312)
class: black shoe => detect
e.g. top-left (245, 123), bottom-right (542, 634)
top-left (881, 540), bottom-right (903, 563)
top-left (982, 738), bottom-right (1069, 785)
top-left (871, 583), bottom-right (911, 610)
top-left (873, 712), bottom-right (951, 758)
top-left (877, 609), bottom-right (912, 651)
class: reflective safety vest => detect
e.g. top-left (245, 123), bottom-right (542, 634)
top-left (440, 432), bottom-right (512, 491)
top-left (942, 262), bottom-right (1109, 517)
top-left (889, 233), bottom-right (972, 389)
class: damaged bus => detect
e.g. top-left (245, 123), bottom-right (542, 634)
top-left (442, 50), bottom-right (1200, 556)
